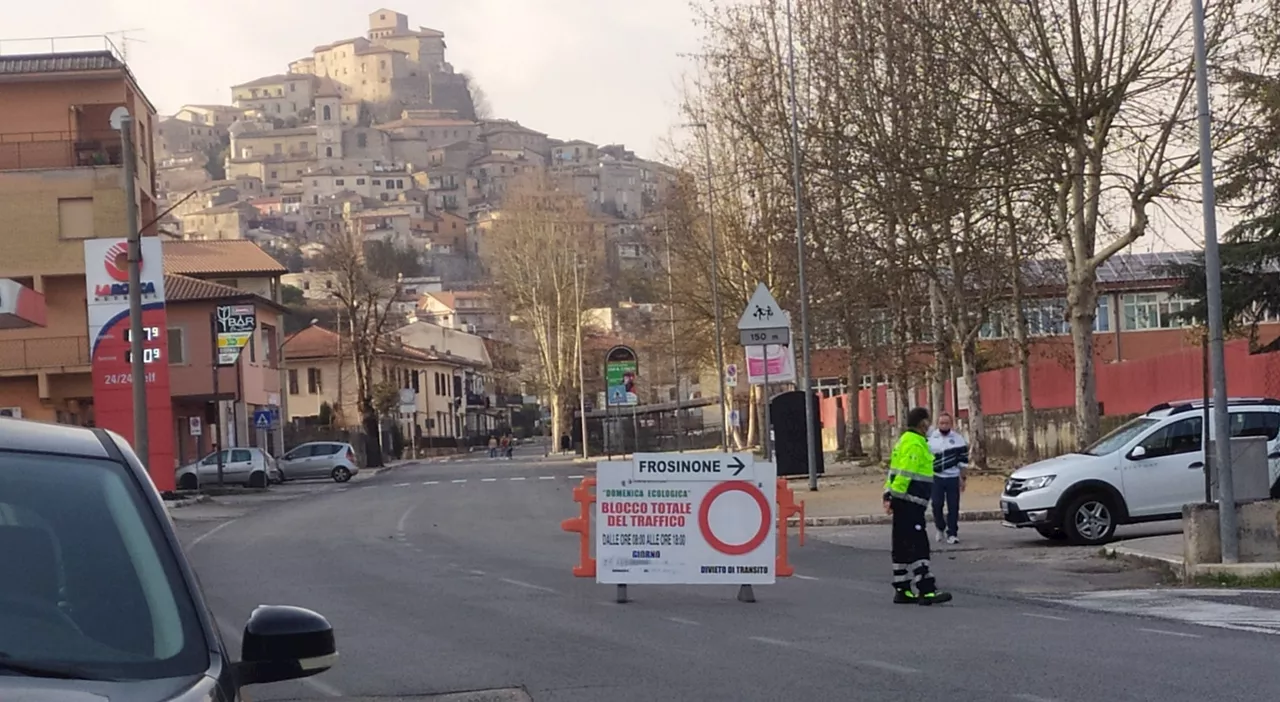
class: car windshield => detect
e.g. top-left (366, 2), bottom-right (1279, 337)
top-left (0, 451), bottom-right (208, 681)
top-left (1082, 417), bottom-right (1162, 456)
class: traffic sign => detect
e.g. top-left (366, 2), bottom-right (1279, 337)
top-left (725, 363), bottom-right (739, 388)
top-left (252, 409), bottom-right (274, 430)
top-left (737, 283), bottom-right (785, 330)
top-left (595, 454), bottom-right (777, 585)
top-left (188, 416), bottom-right (202, 436)
top-left (398, 388), bottom-right (417, 414)
top-left (739, 327), bottom-right (791, 346)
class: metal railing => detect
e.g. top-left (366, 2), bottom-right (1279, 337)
top-left (0, 130), bottom-right (125, 171)
top-left (0, 336), bottom-right (91, 372)
top-left (0, 35), bottom-right (125, 62)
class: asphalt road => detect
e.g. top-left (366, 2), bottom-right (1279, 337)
top-left (173, 448), bottom-right (1280, 701)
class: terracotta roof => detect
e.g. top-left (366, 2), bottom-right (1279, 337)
top-left (163, 240), bottom-right (288, 276)
top-left (0, 50), bottom-right (122, 75)
top-left (283, 325), bottom-right (436, 363)
top-left (231, 73), bottom-right (295, 88)
top-left (163, 274), bottom-right (288, 312)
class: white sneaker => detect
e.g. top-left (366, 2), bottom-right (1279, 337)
top-left (936, 530), bottom-right (945, 543)
top-left (947, 536), bottom-right (960, 545)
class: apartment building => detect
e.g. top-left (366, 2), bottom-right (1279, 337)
top-left (394, 319), bottom-right (500, 439)
top-left (180, 201), bottom-right (260, 240)
top-left (230, 73), bottom-right (318, 121)
top-left (417, 290), bottom-right (502, 338)
top-left (174, 104), bottom-right (253, 128)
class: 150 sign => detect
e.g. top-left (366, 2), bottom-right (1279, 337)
top-left (739, 327), bottom-right (790, 346)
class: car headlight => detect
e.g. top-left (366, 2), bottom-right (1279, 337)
top-left (1022, 475), bottom-right (1055, 491)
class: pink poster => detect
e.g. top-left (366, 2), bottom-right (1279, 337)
top-left (744, 344), bottom-right (795, 385)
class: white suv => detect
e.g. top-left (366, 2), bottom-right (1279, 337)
top-left (1001, 398), bottom-right (1280, 545)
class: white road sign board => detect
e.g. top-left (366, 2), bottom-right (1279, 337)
top-left (596, 453), bottom-right (777, 585)
top-left (737, 283), bottom-right (790, 346)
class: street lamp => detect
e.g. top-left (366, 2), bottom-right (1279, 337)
top-left (682, 121), bottom-right (729, 450)
top-left (783, 0), bottom-right (820, 491)
top-left (110, 105), bottom-right (148, 469)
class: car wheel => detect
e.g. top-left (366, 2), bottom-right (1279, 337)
top-left (179, 474), bottom-right (198, 491)
top-left (248, 472), bottom-right (267, 489)
top-left (332, 466), bottom-right (352, 483)
top-left (1062, 493), bottom-right (1118, 545)
top-left (1035, 526), bottom-right (1068, 541)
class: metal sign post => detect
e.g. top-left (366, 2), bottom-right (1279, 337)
top-left (737, 284), bottom-right (791, 460)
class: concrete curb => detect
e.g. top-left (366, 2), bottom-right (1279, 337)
top-left (791, 509), bottom-right (1004, 527)
top-left (1103, 544), bottom-right (1186, 580)
top-left (165, 494), bottom-right (212, 510)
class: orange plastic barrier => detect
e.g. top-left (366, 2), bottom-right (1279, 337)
top-left (559, 476), bottom-right (597, 578)
top-left (561, 475), bottom-right (807, 579)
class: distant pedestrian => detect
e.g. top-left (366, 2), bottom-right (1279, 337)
top-left (488, 435), bottom-right (498, 458)
top-left (505, 434), bottom-right (515, 459)
top-left (500, 434), bottom-right (511, 460)
top-left (884, 407), bottom-right (952, 605)
top-left (929, 413), bottom-right (969, 545)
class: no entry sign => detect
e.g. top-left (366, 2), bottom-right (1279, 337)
top-left (596, 453), bottom-right (777, 585)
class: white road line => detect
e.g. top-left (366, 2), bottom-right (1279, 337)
top-left (468, 569), bottom-right (486, 576)
top-left (859, 659), bottom-right (920, 674)
top-left (1140, 628), bottom-right (1202, 639)
top-left (395, 482), bottom-right (411, 487)
top-left (452, 479), bottom-right (467, 484)
top-left (189, 520), bottom-right (236, 548)
top-left (1020, 612), bottom-right (1069, 622)
top-left (749, 636), bottom-right (794, 647)
top-left (665, 616), bottom-right (701, 626)
top-left (481, 478), bottom-right (498, 482)
top-left (1012, 694), bottom-right (1056, 702)
top-left (395, 502), bottom-right (421, 534)
top-left (794, 574), bottom-right (819, 581)
top-left (538, 476), bottom-right (556, 481)
top-left (499, 577), bottom-right (557, 593)
top-left (423, 481), bottom-right (439, 485)
top-left (568, 474), bottom-right (585, 479)
top-left (510, 477), bottom-right (526, 481)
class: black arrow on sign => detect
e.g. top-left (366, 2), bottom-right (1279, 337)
top-left (729, 456), bottom-right (746, 476)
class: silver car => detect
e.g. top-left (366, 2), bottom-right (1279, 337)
top-left (279, 442), bottom-right (360, 483)
top-left (176, 447), bottom-right (276, 490)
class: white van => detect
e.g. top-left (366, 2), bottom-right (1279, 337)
top-left (1000, 398), bottom-right (1280, 545)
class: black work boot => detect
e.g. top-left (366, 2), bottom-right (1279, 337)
top-left (918, 591), bottom-right (953, 606)
top-left (893, 589), bottom-right (918, 604)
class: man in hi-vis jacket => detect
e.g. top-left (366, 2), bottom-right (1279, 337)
top-left (883, 407), bottom-right (954, 605)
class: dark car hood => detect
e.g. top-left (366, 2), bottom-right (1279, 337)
top-left (0, 673), bottom-right (218, 702)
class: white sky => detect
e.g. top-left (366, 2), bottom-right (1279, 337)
top-left (2, 1), bottom-right (702, 159)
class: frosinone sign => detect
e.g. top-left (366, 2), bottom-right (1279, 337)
top-left (596, 452), bottom-right (776, 585)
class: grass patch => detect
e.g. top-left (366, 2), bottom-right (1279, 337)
top-left (1191, 570), bottom-right (1280, 589)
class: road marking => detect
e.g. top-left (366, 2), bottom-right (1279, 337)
top-left (859, 659), bottom-right (920, 674)
top-left (794, 574), bottom-right (819, 581)
top-left (1012, 695), bottom-right (1056, 702)
top-left (1020, 612), bottom-right (1069, 622)
top-left (452, 479), bottom-right (467, 484)
top-left (468, 569), bottom-right (486, 576)
top-left (499, 577), bottom-right (557, 593)
top-left (395, 482), bottom-right (411, 487)
top-left (190, 520), bottom-right (236, 548)
top-left (749, 636), bottom-right (794, 647)
top-left (568, 474), bottom-right (584, 479)
top-left (665, 616), bottom-right (701, 626)
top-left (1043, 589), bottom-right (1280, 635)
top-left (423, 481), bottom-right (439, 485)
top-left (395, 502), bottom-right (421, 534)
top-left (510, 477), bottom-right (526, 481)
top-left (481, 478), bottom-right (498, 482)
top-left (1140, 628), bottom-right (1202, 638)
top-left (538, 476), bottom-right (556, 481)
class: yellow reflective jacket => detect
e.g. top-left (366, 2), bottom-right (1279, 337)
top-left (884, 430), bottom-right (934, 505)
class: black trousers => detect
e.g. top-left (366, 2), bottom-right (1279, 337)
top-left (890, 497), bottom-right (936, 594)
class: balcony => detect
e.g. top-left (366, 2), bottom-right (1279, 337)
top-left (0, 130), bottom-right (125, 172)
top-left (0, 336), bottom-right (91, 372)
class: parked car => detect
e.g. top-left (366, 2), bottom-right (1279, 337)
top-left (0, 417), bottom-right (338, 700)
top-left (1001, 397), bottom-right (1280, 545)
top-left (176, 447), bottom-right (277, 490)
top-left (278, 442), bottom-right (360, 483)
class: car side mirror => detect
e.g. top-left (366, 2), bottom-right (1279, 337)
top-left (237, 605), bottom-right (336, 687)
top-left (1129, 445), bottom-right (1147, 460)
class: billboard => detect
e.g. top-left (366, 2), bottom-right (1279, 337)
top-left (214, 303), bottom-right (256, 365)
top-left (85, 238), bottom-right (175, 490)
top-left (605, 345), bottom-right (638, 407)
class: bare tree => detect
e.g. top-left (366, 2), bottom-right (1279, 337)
top-left (318, 227), bottom-right (402, 468)
top-left (485, 172), bottom-right (599, 446)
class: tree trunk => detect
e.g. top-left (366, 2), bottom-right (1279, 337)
top-left (959, 336), bottom-right (986, 470)
top-left (1068, 279), bottom-right (1100, 449)
top-left (844, 348), bottom-right (864, 457)
top-left (361, 397), bottom-right (384, 468)
top-left (868, 368), bottom-right (883, 463)
top-left (549, 388), bottom-right (564, 454)
top-left (1007, 191), bottom-right (1037, 463)
top-left (929, 279), bottom-right (947, 418)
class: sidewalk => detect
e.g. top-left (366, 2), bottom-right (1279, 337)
top-left (790, 464), bottom-right (1004, 526)
top-left (1105, 532), bottom-right (1280, 582)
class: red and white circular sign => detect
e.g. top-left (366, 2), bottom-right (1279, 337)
top-left (698, 480), bottom-right (772, 556)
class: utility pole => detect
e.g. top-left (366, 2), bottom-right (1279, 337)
top-left (117, 110), bottom-right (149, 469)
top-left (664, 215), bottom-right (683, 451)
top-left (783, 0), bottom-right (819, 491)
top-left (698, 125), bottom-right (728, 450)
top-left (1191, 0), bottom-right (1236, 562)
top-left (573, 253), bottom-right (589, 460)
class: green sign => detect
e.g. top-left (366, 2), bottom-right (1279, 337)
top-left (605, 345), bottom-right (638, 407)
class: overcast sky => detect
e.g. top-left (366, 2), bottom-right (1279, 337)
top-left (3, 1), bottom-right (703, 159)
